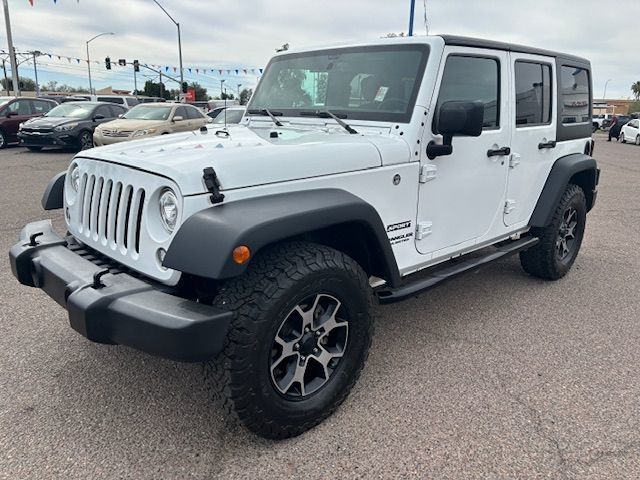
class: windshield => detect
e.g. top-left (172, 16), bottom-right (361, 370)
top-left (248, 45), bottom-right (429, 123)
top-left (123, 105), bottom-right (173, 120)
top-left (212, 109), bottom-right (245, 124)
top-left (46, 103), bottom-right (93, 118)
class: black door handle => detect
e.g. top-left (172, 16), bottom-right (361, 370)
top-left (538, 140), bottom-right (557, 149)
top-left (487, 146), bottom-right (511, 157)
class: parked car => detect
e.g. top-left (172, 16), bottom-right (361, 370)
top-left (0, 96), bottom-right (57, 148)
top-left (11, 35), bottom-right (599, 439)
top-left (602, 114), bottom-right (630, 129)
top-left (619, 118), bottom-right (640, 145)
top-left (38, 95), bottom-right (89, 104)
top-left (79, 95), bottom-right (141, 109)
top-left (18, 101), bottom-right (127, 151)
top-left (137, 97), bottom-right (167, 103)
top-left (592, 113), bottom-right (613, 132)
top-left (208, 106), bottom-right (246, 124)
top-left (93, 102), bottom-right (209, 146)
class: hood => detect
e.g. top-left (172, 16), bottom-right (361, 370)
top-left (79, 124), bottom-right (411, 195)
top-left (98, 118), bottom-right (168, 131)
top-left (25, 116), bottom-right (84, 128)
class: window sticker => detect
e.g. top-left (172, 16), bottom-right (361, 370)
top-left (374, 86), bottom-right (389, 102)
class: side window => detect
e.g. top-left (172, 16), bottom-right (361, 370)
top-left (173, 106), bottom-right (187, 119)
top-left (109, 105), bottom-right (126, 117)
top-left (31, 100), bottom-right (52, 114)
top-left (515, 61), bottom-right (552, 126)
top-left (560, 66), bottom-right (590, 125)
top-left (95, 105), bottom-right (111, 118)
top-left (126, 97), bottom-right (139, 107)
top-left (8, 99), bottom-right (32, 115)
top-left (185, 106), bottom-right (203, 119)
top-left (435, 55), bottom-right (500, 130)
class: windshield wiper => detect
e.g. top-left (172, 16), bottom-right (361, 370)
top-left (300, 110), bottom-right (358, 134)
top-left (247, 108), bottom-right (283, 127)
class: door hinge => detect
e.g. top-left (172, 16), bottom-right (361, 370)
top-left (416, 221), bottom-right (433, 240)
top-left (504, 199), bottom-right (516, 214)
top-left (509, 153), bottom-right (521, 168)
top-left (419, 164), bottom-right (437, 183)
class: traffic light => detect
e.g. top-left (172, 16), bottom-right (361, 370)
top-left (181, 82), bottom-right (188, 93)
top-left (133, 60), bottom-right (139, 72)
top-left (105, 57), bottom-right (111, 70)
top-left (118, 59), bottom-right (126, 66)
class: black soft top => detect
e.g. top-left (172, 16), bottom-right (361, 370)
top-left (440, 35), bottom-right (590, 66)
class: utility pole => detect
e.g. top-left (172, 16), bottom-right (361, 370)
top-left (31, 51), bottom-right (40, 96)
top-left (2, 0), bottom-right (20, 96)
top-left (408, 0), bottom-right (416, 36)
top-left (220, 79), bottom-right (225, 98)
top-left (2, 59), bottom-right (8, 95)
top-left (237, 83), bottom-right (241, 97)
top-left (159, 71), bottom-right (163, 98)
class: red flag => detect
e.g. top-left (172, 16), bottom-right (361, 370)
top-left (28, 0), bottom-right (34, 5)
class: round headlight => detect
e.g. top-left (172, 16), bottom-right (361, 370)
top-left (70, 166), bottom-right (80, 191)
top-left (159, 189), bottom-right (178, 232)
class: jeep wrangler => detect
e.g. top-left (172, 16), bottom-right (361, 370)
top-left (10, 35), bottom-right (599, 439)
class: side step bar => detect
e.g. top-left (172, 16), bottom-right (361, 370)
top-left (377, 236), bottom-right (539, 305)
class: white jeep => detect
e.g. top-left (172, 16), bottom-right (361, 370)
top-left (10, 35), bottom-right (599, 439)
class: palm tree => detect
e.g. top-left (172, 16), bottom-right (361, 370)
top-left (632, 81), bottom-right (640, 101)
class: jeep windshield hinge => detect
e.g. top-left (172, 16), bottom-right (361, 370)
top-left (203, 167), bottom-right (225, 204)
top-left (419, 164), bottom-right (437, 183)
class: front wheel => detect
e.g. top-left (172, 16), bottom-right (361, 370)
top-left (204, 242), bottom-right (374, 439)
top-left (0, 130), bottom-right (6, 149)
top-left (635, 135), bottom-right (640, 146)
top-left (78, 131), bottom-right (93, 150)
top-left (520, 184), bottom-right (587, 280)
top-left (620, 132), bottom-right (626, 143)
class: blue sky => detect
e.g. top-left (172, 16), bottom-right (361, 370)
top-left (1, 0), bottom-right (637, 98)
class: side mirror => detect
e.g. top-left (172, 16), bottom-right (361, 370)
top-left (206, 117), bottom-right (213, 123)
top-left (427, 101), bottom-right (484, 159)
top-left (6, 110), bottom-right (17, 118)
top-left (93, 114), bottom-right (105, 121)
top-left (172, 115), bottom-right (184, 122)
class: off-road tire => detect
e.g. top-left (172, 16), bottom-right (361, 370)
top-left (203, 242), bottom-right (374, 439)
top-left (520, 184), bottom-right (587, 280)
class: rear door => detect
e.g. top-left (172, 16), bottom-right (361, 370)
top-left (4, 99), bottom-right (34, 141)
top-left (504, 53), bottom-right (556, 226)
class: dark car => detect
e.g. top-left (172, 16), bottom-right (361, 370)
top-left (602, 115), bottom-right (630, 130)
top-left (17, 101), bottom-right (127, 151)
top-left (608, 115), bottom-right (631, 141)
top-left (0, 96), bottom-right (57, 148)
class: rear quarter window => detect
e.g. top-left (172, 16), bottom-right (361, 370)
top-left (560, 66), bottom-right (590, 125)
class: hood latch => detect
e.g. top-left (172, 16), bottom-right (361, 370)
top-left (203, 167), bottom-right (225, 204)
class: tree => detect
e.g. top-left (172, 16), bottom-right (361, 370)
top-left (41, 80), bottom-right (89, 94)
top-left (2, 76), bottom-right (36, 91)
top-left (140, 80), bottom-right (171, 100)
top-left (219, 91), bottom-right (235, 100)
top-left (631, 81), bottom-right (640, 101)
top-left (239, 88), bottom-right (253, 105)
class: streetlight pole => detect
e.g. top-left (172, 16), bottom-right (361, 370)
top-left (2, 0), bottom-right (20, 96)
top-left (237, 83), bottom-right (241, 97)
top-left (86, 32), bottom-right (114, 95)
top-left (220, 79), bottom-right (225, 98)
top-left (151, 1), bottom-right (184, 95)
top-left (602, 79), bottom-right (612, 102)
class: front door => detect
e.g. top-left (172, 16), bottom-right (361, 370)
top-left (504, 53), bottom-right (557, 226)
top-left (416, 47), bottom-right (511, 257)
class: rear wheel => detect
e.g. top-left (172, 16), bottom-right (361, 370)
top-left (520, 184), bottom-right (587, 280)
top-left (635, 135), bottom-right (640, 146)
top-left (0, 130), bottom-right (6, 149)
top-left (620, 132), bottom-right (626, 143)
top-left (204, 242), bottom-right (374, 439)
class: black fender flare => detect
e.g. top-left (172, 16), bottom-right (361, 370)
top-left (41, 171), bottom-right (66, 210)
top-left (529, 153), bottom-right (598, 228)
top-left (163, 188), bottom-right (401, 286)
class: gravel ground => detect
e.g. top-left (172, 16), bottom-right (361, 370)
top-left (0, 134), bottom-right (639, 479)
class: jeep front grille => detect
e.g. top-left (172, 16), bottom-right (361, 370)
top-left (76, 173), bottom-right (146, 255)
top-left (102, 129), bottom-right (133, 137)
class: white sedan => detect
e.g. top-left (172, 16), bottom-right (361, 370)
top-left (620, 118), bottom-right (640, 145)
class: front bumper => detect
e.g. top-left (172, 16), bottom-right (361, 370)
top-left (9, 220), bottom-right (233, 362)
top-left (18, 130), bottom-right (78, 147)
top-left (93, 132), bottom-right (134, 146)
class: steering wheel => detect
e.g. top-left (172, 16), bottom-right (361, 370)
top-left (377, 97), bottom-right (408, 111)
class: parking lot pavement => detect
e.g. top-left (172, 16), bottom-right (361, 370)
top-left (0, 136), bottom-right (639, 479)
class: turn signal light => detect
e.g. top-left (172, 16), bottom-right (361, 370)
top-left (232, 245), bottom-right (251, 265)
